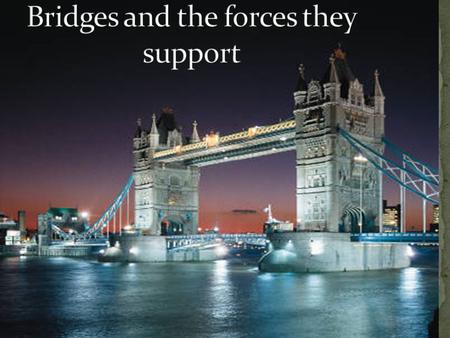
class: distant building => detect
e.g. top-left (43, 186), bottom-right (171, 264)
top-left (0, 211), bottom-right (19, 245)
top-left (5, 230), bottom-right (21, 245)
top-left (383, 200), bottom-right (401, 232)
top-left (18, 210), bottom-right (26, 239)
top-left (430, 204), bottom-right (439, 233)
top-left (38, 208), bottom-right (88, 239)
top-left (37, 213), bottom-right (51, 236)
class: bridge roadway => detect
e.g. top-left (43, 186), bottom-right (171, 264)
top-left (152, 120), bottom-right (296, 166)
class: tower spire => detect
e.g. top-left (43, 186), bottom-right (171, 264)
top-left (299, 64), bottom-right (305, 80)
top-left (323, 55), bottom-right (341, 101)
top-left (373, 70), bottom-right (385, 114)
top-left (295, 64), bottom-right (307, 92)
top-left (149, 113), bottom-right (160, 148)
top-left (191, 120), bottom-right (200, 143)
top-left (329, 55), bottom-right (340, 84)
top-left (134, 118), bottom-right (143, 138)
top-left (150, 113), bottom-right (158, 134)
top-left (374, 69), bottom-right (384, 98)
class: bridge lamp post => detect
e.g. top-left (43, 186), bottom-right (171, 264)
top-left (354, 154), bottom-right (368, 234)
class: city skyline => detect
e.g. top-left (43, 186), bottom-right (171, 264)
top-left (1, 0), bottom-right (438, 233)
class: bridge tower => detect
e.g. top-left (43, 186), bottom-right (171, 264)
top-left (133, 107), bottom-right (200, 235)
top-left (294, 47), bottom-right (385, 233)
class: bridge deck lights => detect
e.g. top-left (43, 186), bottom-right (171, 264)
top-left (247, 126), bottom-right (259, 137)
top-left (205, 132), bottom-right (220, 147)
top-left (174, 145), bottom-right (182, 154)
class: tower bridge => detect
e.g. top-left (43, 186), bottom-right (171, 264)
top-left (132, 46), bottom-right (390, 236)
top-left (46, 46), bottom-right (439, 271)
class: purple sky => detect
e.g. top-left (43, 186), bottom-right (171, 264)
top-left (0, 0), bottom-right (438, 232)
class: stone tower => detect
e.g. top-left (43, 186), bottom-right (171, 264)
top-left (294, 47), bottom-right (385, 233)
top-left (133, 108), bottom-right (200, 235)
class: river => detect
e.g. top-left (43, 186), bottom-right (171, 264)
top-left (0, 256), bottom-right (437, 338)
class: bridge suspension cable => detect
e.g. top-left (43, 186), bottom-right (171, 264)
top-left (338, 127), bottom-right (439, 233)
top-left (78, 175), bottom-right (134, 239)
top-left (382, 136), bottom-right (439, 181)
top-left (339, 128), bottom-right (439, 203)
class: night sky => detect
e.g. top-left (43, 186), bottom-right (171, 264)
top-left (0, 0), bottom-right (438, 232)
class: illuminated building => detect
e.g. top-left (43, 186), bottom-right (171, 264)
top-left (38, 208), bottom-right (88, 237)
top-left (0, 212), bottom-right (19, 245)
top-left (382, 200), bottom-right (400, 232)
top-left (430, 204), bottom-right (439, 233)
top-left (18, 210), bottom-right (26, 239)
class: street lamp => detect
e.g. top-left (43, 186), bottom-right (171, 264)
top-left (354, 154), bottom-right (368, 234)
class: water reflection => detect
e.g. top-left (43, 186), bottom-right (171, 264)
top-left (402, 267), bottom-right (420, 294)
top-left (209, 260), bottom-right (235, 320)
top-left (0, 257), bottom-right (438, 338)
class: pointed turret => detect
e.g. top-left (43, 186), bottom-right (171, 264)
top-left (134, 118), bottom-right (142, 138)
top-left (321, 45), bottom-right (356, 99)
top-left (328, 56), bottom-right (340, 84)
top-left (149, 113), bottom-right (160, 149)
top-left (150, 113), bottom-right (158, 134)
top-left (133, 118), bottom-right (147, 164)
top-left (374, 70), bottom-right (384, 98)
top-left (133, 118), bottom-right (144, 150)
top-left (295, 64), bottom-right (308, 92)
top-left (191, 120), bottom-right (200, 143)
top-left (374, 70), bottom-right (385, 114)
top-left (157, 106), bottom-right (181, 146)
top-left (294, 64), bottom-right (308, 108)
top-left (323, 55), bottom-right (341, 101)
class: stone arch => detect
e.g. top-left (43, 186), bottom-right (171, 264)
top-left (340, 204), bottom-right (366, 233)
top-left (160, 215), bottom-right (184, 236)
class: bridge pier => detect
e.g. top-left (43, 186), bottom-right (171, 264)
top-left (120, 235), bottom-right (168, 262)
top-left (258, 232), bottom-right (410, 272)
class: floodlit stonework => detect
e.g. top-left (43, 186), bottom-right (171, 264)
top-left (294, 48), bottom-right (385, 232)
top-left (133, 47), bottom-right (386, 235)
top-left (133, 109), bottom-right (200, 235)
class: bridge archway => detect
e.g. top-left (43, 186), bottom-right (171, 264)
top-left (340, 205), bottom-right (366, 233)
top-left (160, 216), bottom-right (184, 236)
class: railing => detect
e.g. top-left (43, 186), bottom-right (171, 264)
top-left (167, 233), bottom-right (267, 249)
top-left (351, 232), bottom-right (439, 243)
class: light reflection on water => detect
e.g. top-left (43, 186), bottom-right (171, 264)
top-left (209, 260), bottom-right (235, 320)
top-left (0, 257), bottom-right (437, 338)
